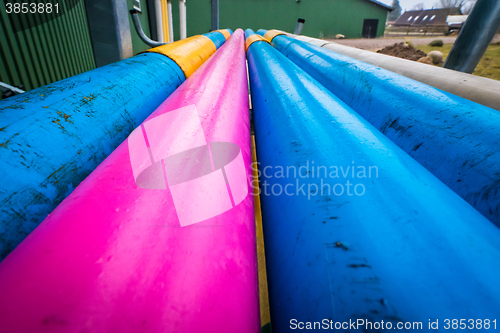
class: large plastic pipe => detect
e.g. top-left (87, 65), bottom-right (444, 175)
top-left (203, 29), bottom-right (231, 49)
top-left (0, 29), bottom-right (259, 332)
top-left (278, 32), bottom-right (500, 111)
top-left (260, 31), bottom-right (500, 227)
top-left (0, 31), bottom-right (231, 260)
top-left (246, 29), bottom-right (500, 332)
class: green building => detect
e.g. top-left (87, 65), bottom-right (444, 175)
top-left (181, 0), bottom-right (392, 40)
top-left (1, 0), bottom-right (391, 97)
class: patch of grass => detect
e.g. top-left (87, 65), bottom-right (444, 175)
top-left (417, 43), bottom-right (500, 81)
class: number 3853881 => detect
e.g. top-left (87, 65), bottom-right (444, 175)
top-left (5, 2), bottom-right (59, 14)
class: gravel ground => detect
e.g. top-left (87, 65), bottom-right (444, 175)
top-left (325, 35), bottom-right (500, 51)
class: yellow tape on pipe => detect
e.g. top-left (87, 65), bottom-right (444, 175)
top-left (263, 29), bottom-right (286, 43)
top-left (147, 35), bottom-right (217, 78)
top-left (245, 34), bottom-right (269, 51)
top-left (216, 29), bottom-right (231, 40)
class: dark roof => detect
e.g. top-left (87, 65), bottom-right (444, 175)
top-left (394, 8), bottom-right (461, 26)
top-left (365, 0), bottom-right (393, 11)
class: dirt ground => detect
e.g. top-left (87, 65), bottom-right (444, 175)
top-left (376, 42), bottom-right (428, 61)
top-left (323, 35), bottom-right (500, 81)
top-left (326, 36), bottom-right (500, 51)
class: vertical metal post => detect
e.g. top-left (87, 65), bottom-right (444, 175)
top-left (155, 0), bottom-right (164, 42)
top-left (167, 0), bottom-right (174, 42)
top-left (179, 0), bottom-right (187, 39)
top-left (294, 18), bottom-right (305, 35)
top-left (146, 0), bottom-right (158, 41)
top-left (443, 0), bottom-right (500, 73)
top-left (85, 0), bottom-right (133, 67)
top-left (211, 0), bottom-right (219, 31)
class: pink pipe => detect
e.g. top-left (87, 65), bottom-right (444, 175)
top-left (0, 29), bottom-right (259, 333)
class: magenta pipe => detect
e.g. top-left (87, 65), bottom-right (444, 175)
top-left (0, 29), bottom-right (259, 333)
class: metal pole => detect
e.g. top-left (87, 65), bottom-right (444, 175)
top-left (443, 0), bottom-right (500, 73)
top-left (155, 0), bottom-right (164, 42)
top-left (179, 0), bottom-right (187, 39)
top-left (146, 0), bottom-right (158, 41)
top-left (167, 0), bottom-right (174, 42)
top-left (85, 0), bottom-right (133, 67)
top-left (211, 0), bottom-right (219, 31)
top-left (0, 82), bottom-right (25, 94)
top-left (294, 18), bottom-right (305, 35)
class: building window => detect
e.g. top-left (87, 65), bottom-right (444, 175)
top-left (430, 15), bottom-right (436, 20)
top-left (407, 16), bottom-right (413, 21)
top-left (414, 16), bottom-right (419, 21)
top-left (422, 15), bottom-right (428, 20)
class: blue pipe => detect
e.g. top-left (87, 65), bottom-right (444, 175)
top-left (0, 31), bottom-right (228, 259)
top-left (246, 29), bottom-right (500, 332)
top-left (203, 29), bottom-right (231, 48)
top-left (258, 30), bottom-right (500, 227)
top-left (0, 54), bottom-right (183, 259)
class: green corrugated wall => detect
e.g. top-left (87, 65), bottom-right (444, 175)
top-left (1, 0), bottom-right (388, 95)
top-left (170, 0), bottom-right (388, 40)
top-left (0, 0), bottom-right (95, 93)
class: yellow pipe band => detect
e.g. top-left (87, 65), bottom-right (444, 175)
top-left (263, 29), bottom-right (286, 43)
top-left (147, 35), bottom-right (217, 78)
top-left (245, 34), bottom-right (269, 52)
top-left (215, 29), bottom-right (231, 40)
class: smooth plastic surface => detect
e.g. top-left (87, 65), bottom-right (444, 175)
top-left (247, 30), bottom-right (500, 333)
top-left (0, 33), bottom-right (229, 260)
top-left (216, 29), bottom-right (232, 40)
top-left (0, 53), bottom-right (184, 259)
top-left (0, 29), bottom-right (259, 333)
top-left (203, 29), bottom-right (232, 48)
top-left (269, 33), bottom-right (500, 226)
top-left (147, 33), bottom-right (220, 77)
top-left (286, 33), bottom-right (500, 112)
